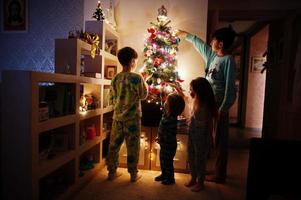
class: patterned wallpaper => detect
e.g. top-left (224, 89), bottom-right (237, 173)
top-left (0, 0), bottom-right (84, 78)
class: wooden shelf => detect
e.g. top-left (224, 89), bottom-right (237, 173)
top-left (104, 22), bottom-right (120, 38)
top-left (1, 20), bottom-right (119, 199)
top-left (79, 136), bottom-right (102, 154)
top-left (103, 105), bottom-right (114, 114)
top-left (78, 76), bottom-right (102, 85)
top-left (101, 130), bottom-right (110, 140)
top-left (55, 38), bottom-right (91, 55)
top-left (38, 115), bottom-right (76, 133)
top-left (38, 150), bottom-right (76, 178)
top-left (79, 109), bottom-right (102, 120)
top-left (78, 162), bottom-right (103, 179)
top-left (102, 79), bottom-right (112, 85)
top-left (32, 71), bottom-right (77, 83)
top-left (101, 50), bottom-right (118, 62)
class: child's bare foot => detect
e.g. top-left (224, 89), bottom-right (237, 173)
top-left (191, 183), bottom-right (205, 192)
top-left (184, 179), bottom-right (197, 187)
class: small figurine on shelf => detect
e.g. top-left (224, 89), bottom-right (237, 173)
top-left (79, 95), bottom-right (88, 112)
top-left (68, 31), bottom-right (75, 38)
top-left (92, 1), bottom-right (105, 21)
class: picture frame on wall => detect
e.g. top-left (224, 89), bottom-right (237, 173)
top-left (2, 0), bottom-right (27, 32)
top-left (105, 65), bottom-right (117, 79)
top-left (251, 56), bottom-right (266, 73)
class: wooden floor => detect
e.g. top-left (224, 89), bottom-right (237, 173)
top-left (72, 127), bottom-right (261, 200)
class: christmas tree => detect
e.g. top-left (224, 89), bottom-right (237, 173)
top-left (92, 1), bottom-right (105, 21)
top-left (141, 5), bottom-right (183, 104)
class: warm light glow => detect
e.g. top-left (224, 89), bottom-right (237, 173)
top-left (161, 62), bottom-right (167, 68)
top-left (139, 66), bottom-right (145, 73)
top-left (158, 15), bottom-right (168, 22)
top-left (165, 85), bottom-right (173, 93)
top-left (80, 109), bottom-right (87, 115)
top-left (177, 68), bottom-right (187, 81)
top-left (156, 85), bottom-right (162, 89)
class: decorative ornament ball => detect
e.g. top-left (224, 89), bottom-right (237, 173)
top-left (177, 78), bottom-right (184, 83)
top-left (147, 79), bottom-right (153, 85)
top-left (147, 27), bottom-right (156, 34)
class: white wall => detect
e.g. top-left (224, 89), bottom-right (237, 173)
top-left (246, 25), bottom-right (269, 129)
top-left (84, 0), bottom-right (208, 92)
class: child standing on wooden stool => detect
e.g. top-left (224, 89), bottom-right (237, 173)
top-left (155, 93), bottom-right (185, 185)
top-left (106, 47), bottom-right (148, 182)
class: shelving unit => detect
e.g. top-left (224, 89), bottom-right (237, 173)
top-left (1, 21), bottom-right (119, 200)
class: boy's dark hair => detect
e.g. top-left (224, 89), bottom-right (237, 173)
top-left (117, 47), bottom-right (138, 67)
top-left (212, 25), bottom-right (236, 50)
top-left (167, 93), bottom-right (185, 117)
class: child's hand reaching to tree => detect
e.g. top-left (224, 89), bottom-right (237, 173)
top-left (175, 29), bottom-right (189, 38)
top-left (168, 82), bottom-right (185, 97)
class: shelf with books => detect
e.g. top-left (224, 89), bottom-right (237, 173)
top-left (38, 82), bottom-right (76, 121)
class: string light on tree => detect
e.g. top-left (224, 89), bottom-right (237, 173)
top-left (141, 5), bottom-right (183, 103)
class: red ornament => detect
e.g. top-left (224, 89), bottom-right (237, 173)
top-left (149, 86), bottom-right (160, 95)
top-left (150, 33), bottom-right (156, 39)
top-left (177, 78), bottom-right (184, 83)
top-left (147, 28), bottom-right (155, 34)
top-left (154, 57), bottom-right (164, 66)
